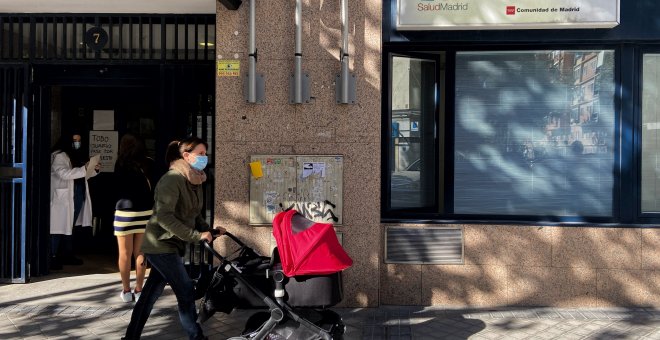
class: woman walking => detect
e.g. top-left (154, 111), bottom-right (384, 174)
top-left (123, 137), bottom-right (225, 340)
top-left (114, 133), bottom-right (154, 302)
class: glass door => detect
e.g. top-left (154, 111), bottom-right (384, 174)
top-left (0, 64), bottom-right (29, 283)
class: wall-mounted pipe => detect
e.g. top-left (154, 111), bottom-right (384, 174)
top-left (294, 0), bottom-right (303, 103)
top-left (245, 0), bottom-right (265, 104)
top-left (290, 0), bottom-right (310, 104)
top-left (336, 0), bottom-right (356, 104)
top-left (247, 0), bottom-right (256, 102)
top-left (340, 0), bottom-right (349, 102)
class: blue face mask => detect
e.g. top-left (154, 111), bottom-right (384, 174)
top-left (72, 141), bottom-right (81, 150)
top-left (189, 154), bottom-right (208, 171)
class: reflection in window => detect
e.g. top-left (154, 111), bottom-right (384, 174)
top-left (390, 55), bottom-right (439, 210)
top-left (641, 54), bottom-right (660, 212)
top-left (454, 50), bottom-right (615, 216)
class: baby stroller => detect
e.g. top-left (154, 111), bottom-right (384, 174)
top-left (198, 210), bottom-right (353, 339)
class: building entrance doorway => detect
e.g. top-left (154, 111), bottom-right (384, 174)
top-left (50, 84), bottom-right (159, 273)
top-left (1, 13), bottom-right (216, 282)
top-left (29, 63), bottom-right (215, 278)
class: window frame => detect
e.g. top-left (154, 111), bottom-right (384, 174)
top-left (383, 51), bottom-right (443, 214)
top-left (381, 44), bottom-right (641, 225)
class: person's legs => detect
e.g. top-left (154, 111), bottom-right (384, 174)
top-left (72, 180), bottom-right (85, 222)
top-left (124, 256), bottom-right (166, 340)
top-left (63, 180), bottom-right (85, 265)
top-left (117, 235), bottom-right (133, 299)
top-left (50, 234), bottom-right (62, 270)
top-left (60, 234), bottom-right (82, 265)
top-left (133, 233), bottom-right (146, 294)
top-left (145, 253), bottom-right (205, 340)
top-left (50, 234), bottom-right (61, 256)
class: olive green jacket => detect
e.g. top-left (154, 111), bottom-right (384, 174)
top-left (141, 169), bottom-right (210, 256)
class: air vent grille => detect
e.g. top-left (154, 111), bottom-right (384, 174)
top-left (385, 227), bottom-right (463, 264)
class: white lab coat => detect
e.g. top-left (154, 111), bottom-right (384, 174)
top-left (49, 151), bottom-right (97, 235)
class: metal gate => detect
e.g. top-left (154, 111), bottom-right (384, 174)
top-left (0, 65), bottom-right (29, 283)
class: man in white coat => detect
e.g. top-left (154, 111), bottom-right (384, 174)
top-left (50, 133), bottom-right (100, 270)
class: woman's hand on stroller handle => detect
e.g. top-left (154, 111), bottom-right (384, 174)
top-left (200, 226), bottom-right (228, 243)
top-left (199, 231), bottom-right (213, 243)
top-left (211, 226), bottom-right (227, 237)
top-left (199, 230), bottom-right (250, 264)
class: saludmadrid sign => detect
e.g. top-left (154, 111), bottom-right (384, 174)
top-left (397, 0), bottom-right (620, 30)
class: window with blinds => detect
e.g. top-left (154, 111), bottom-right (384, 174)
top-left (453, 50), bottom-right (615, 216)
top-left (641, 54), bottom-right (660, 213)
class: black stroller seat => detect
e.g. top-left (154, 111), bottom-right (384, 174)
top-left (198, 210), bottom-right (352, 340)
top-left (269, 247), bottom-right (344, 309)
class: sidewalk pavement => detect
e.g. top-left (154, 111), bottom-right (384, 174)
top-left (1, 270), bottom-right (660, 340)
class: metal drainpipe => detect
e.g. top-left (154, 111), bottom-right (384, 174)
top-left (340, 0), bottom-right (349, 104)
top-left (294, 0), bottom-right (303, 103)
top-left (247, 0), bottom-right (256, 103)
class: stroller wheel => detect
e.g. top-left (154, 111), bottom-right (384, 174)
top-left (315, 310), bottom-right (345, 339)
top-left (326, 321), bottom-right (345, 340)
top-left (314, 309), bottom-right (346, 340)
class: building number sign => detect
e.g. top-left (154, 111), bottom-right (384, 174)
top-left (85, 26), bottom-right (108, 51)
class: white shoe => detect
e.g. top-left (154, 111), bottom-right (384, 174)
top-left (120, 290), bottom-right (133, 303)
top-left (134, 290), bottom-right (141, 302)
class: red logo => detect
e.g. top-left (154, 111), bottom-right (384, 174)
top-left (506, 6), bottom-right (515, 15)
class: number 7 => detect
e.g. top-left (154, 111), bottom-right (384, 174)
top-left (93, 33), bottom-right (100, 44)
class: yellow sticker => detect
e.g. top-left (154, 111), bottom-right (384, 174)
top-left (217, 60), bottom-right (241, 77)
top-left (249, 161), bottom-right (263, 178)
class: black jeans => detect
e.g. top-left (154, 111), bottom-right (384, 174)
top-left (50, 234), bottom-right (73, 258)
top-left (124, 253), bottom-right (205, 340)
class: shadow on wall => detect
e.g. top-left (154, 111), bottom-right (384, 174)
top-left (214, 0), bottom-right (385, 308)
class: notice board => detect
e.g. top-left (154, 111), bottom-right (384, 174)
top-left (249, 155), bottom-right (343, 225)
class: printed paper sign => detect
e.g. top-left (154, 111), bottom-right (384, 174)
top-left (302, 162), bottom-right (326, 179)
top-left (93, 110), bottom-right (114, 130)
top-left (217, 60), bottom-right (241, 77)
top-left (264, 191), bottom-right (278, 213)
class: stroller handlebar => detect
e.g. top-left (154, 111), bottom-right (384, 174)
top-left (210, 230), bottom-right (246, 247)
top-left (201, 239), bottom-right (222, 260)
top-left (201, 231), bottom-right (247, 261)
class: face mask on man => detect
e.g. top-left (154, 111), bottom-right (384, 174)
top-left (189, 154), bottom-right (208, 171)
top-left (72, 141), bottom-right (81, 150)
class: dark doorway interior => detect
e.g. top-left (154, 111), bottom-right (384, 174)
top-left (51, 85), bottom-right (159, 261)
top-left (30, 63), bottom-right (215, 277)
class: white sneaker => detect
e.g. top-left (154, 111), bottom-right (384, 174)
top-left (120, 290), bottom-right (133, 303)
top-left (134, 290), bottom-right (141, 302)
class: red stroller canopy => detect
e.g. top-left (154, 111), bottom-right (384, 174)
top-left (272, 210), bottom-right (352, 277)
